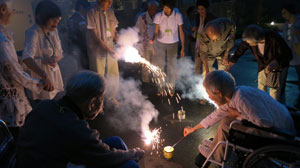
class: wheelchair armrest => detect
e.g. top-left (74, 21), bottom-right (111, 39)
top-left (238, 120), bottom-right (295, 139)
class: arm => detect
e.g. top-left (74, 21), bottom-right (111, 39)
top-left (178, 25), bottom-right (185, 58)
top-left (86, 9), bottom-right (116, 56)
top-left (0, 43), bottom-right (41, 92)
top-left (150, 24), bottom-right (159, 44)
top-left (272, 34), bottom-right (292, 70)
top-left (64, 120), bottom-right (143, 167)
top-left (22, 29), bottom-right (53, 91)
top-left (184, 106), bottom-right (228, 137)
top-left (198, 32), bottom-right (210, 74)
top-left (87, 28), bottom-right (116, 55)
top-left (226, 41), bottom-right (249, 71)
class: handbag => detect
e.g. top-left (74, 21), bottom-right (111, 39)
top-left (294, 42), bottom-right (300, 56)
top-left (266, 70), bottom-right (281, 88)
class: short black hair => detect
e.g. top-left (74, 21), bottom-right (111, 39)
top-left (186, 6), bottom-right (196, 15)
top-left (196, 0), bottom-right (210, 8)
top-left (35, 0), bottom-right (62, 26)
top-left (161, 0), bottom-right (176, 10)
top-left (75, 0), bottom-right (91, 11)
top-left (281, 3), bottom-right (297, 15)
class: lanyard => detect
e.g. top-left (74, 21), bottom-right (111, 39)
top-left (43, 31), bottom-right (56, 57)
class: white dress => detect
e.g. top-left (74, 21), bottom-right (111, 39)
top-left (22, 24), bottom-right (64, 100)
top-left (0, 25), bottom-right (41, 127)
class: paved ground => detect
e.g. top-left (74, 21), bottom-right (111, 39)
top-left (60, 41), bottom-right (299, 168)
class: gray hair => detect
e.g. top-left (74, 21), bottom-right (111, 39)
top-left (147, 0), bottom-right (159, 8)
top-left (242, 24), bottom-right (265, 43)
top-left (66, 71), bottom-right (105, 103)
top-left (206, 22), bottom-right (222, 37)
top-left (0, 0), bottom-right (10, 6)
top-left (203, 70), bottom-right (236, 98)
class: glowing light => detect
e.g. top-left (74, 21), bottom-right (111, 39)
top-left (143, 128), bottom-right (161, 146)
top-left (143, 127), bottom-right (164, 156)
top-left (270, 21), bottom-right (275, 25)
top-left (164, 146), bottom-right (174, 152)
top-left (120, 46), bottom-right (178, 100)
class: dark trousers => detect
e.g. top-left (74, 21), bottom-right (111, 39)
top-left (102, 136), bottom-right (139, 168)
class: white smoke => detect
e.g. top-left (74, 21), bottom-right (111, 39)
top-left (106, 77), bottom-right (159, 136)
top-left (176, 57), bottom-right (217, 107)
top-left (107, 27), bottom-right (159, 139)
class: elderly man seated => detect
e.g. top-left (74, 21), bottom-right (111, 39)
top-left (184, 70), bottom-right (296, 165)
top-left (17, 71), bottom-right (144, 168)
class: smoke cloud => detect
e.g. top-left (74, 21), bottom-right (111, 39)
top-left (176, 57), bottom-right (217, 107)
top-left (106, 27), bottom-right (159, 139)
top-left (106, 77), bottom-right (159, 136)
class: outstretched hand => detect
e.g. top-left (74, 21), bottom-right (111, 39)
top-left (132, 147), bottom-right (145, 161)
top-left (184, 126), bottom-right (194, 137)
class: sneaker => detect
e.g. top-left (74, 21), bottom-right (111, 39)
top-left (202, 138), bottom-right (212, 147)
top-left (198, 144), bottom-right (211, 158)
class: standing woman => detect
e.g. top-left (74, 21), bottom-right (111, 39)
top-left (0, 0), bottom-right (47, 139)
top-left (194, 0), bottom-right (216, 75)
top-left (22, 0), bottom-right (63, 103)
top-left (281, 3), bottom-right (300, 107)
top-left (151, 0), bottom-right (185, 96)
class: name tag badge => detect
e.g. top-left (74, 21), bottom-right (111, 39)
top-left (106, 28), bottom-right (111, 37)
top-left (197, 33), bottom-right (201, 39)
top-left (148, 23), bottom-right (154, 29)
top-left (165, 29), bottom-right (172, 36)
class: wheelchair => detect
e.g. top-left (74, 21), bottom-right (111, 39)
top-left (201, 110), bottom-right (300, 168)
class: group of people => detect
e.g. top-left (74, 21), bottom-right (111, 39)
top-left (0, 0), bottom-right (145, 168)
top-left (0, 0), bottom-right (299, 167)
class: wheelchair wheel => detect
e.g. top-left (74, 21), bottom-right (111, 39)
top-left (243, 145), bottom-right (300, 168)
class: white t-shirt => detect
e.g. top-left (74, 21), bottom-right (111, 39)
top-left (153, 9), bottom-right (183, 44)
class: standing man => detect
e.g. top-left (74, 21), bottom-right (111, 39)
top-left (198, 18), bottom-right (236, 76)
top-left (135, 0), bottom-right (159, 83)
top-left (86, 0), bottom-right (119, 105)
top-left (194, 0), bottom-right (216, 75)
top-left (226, 25), bottom-right (292, 101)
top-left (67, 0), bottom-right (91, 69)
top-left (151, 0), bottom-right (185, 96)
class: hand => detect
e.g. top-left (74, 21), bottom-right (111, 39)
top-left (133, 147), bottom-right (145, 161)
top-left (222, 58), bottom-right (229, 66)
top-left (266, 59), bottom-right (279, 74)
top-left (149, 40), bottom-right (154, 45)
top-left (227, 107), bottom-right (241, 119)
top-left (225, 62), bottom-right (234, 71)
top-left (192, 26), bottom-right (197, 32)
top-left (110, 50), bottom-right (119, 59)
top-left (180, 48), bottom-right (185, 58)
top-left (41, 76), bottom-right (54, 91)
top-left (184, 126), bottom-right (194, 137)
top-left (42, 57), bottom-right (56, 65)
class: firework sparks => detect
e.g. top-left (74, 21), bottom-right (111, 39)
top-left (143, 128), bottom-right (163, 151)
top-left (120, 46), bottom-right (175, 97)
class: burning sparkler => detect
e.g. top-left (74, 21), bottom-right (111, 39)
top-left (143, 127), bottom-right (164, 151)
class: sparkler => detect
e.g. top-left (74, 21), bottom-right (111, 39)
top-left (172, 136), bottom-right (185, 148)
top-left (143, 127), bottom-right (164, 151)
top-left (120, 46), bottom-right (175, 99)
